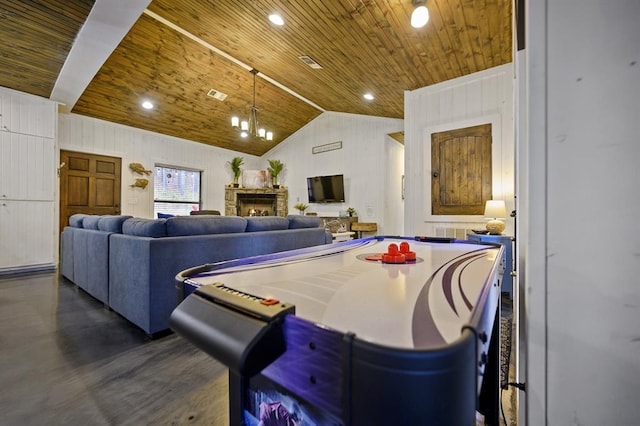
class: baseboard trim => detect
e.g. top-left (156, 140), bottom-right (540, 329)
top-left (0, 264), bottom-right (56, 277)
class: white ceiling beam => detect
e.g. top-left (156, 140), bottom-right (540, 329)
top-left (51, 0), bottom-right (152, 112)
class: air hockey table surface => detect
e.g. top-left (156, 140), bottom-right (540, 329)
top-left (172, 236), bottom-right (504, 425)
top-left (177, 236), bottom-right (501, 350)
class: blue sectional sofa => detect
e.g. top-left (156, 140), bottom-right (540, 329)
top-left (60, 214), bottom-right (331, 336)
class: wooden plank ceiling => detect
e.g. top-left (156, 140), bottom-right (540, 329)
top-left (0, 0), bottom-right (512, 156)
top-left (0, 0), bottom-right (96, 97)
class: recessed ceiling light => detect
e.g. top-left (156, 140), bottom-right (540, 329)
top-left (411, 4), bottom-right (430, 28)
top-left (141, 100), bottom-right (154, 110)
top-left (269, 14), bottom-right (284, 26)
top-left (363, 93), bottom-right (375, 101)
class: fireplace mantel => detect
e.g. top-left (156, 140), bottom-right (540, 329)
top-left (225, 187), bottom-right (288, 217)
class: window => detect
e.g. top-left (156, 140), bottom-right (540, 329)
top-left (153, 165), bottom-right (201, 217)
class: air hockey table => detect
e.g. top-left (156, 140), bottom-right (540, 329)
top-left (171, 236), bottom-right (503, 426)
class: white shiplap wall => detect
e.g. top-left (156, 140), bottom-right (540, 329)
top-left (527, 1), bottom-right (640, 424)
top-left (0, 88), bottom-right (56, 139)
top-left (403, 64), bottom-right (515, 237)
top-left (0, 87), bottom-right (57, 274)
top-left (263, 112), bottom-right (404, 235)
top-left (58, 113), bottom-right (261, 219)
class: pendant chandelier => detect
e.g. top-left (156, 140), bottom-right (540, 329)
top-left (231, 69), bottom-right (273, 141)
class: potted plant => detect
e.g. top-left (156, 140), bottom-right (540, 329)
top-left (294, 202), bottom-right (308, 215)
top-left (346, 207), bottom-right (357, 217)
top-left (228, 156), bottom-right (244, 187)
top-left (267, 159), bottom-right (284, 189)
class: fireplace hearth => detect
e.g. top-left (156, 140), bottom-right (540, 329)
top-left (225, 187), bottom-right (288, 217)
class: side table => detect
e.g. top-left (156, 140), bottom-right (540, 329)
top-left (467, 233), bottom-right (514, 298)
top-left (351, 222), bottom-right (377, 239)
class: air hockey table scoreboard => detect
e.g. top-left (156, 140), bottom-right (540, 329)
top-left (171, 236), bottom-right (504, 425)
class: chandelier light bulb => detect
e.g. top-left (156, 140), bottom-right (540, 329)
top-left (266, 131), bottom-right (273, 141)
top-left (240, 120), bottom-right (249, 131)
top-left (231, 116), bottom-right (239, 129)
top-left (258, 128), bottom-right (266, 138)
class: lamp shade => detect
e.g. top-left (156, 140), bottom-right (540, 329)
top-left (484, 200), bottom-right (507, 219)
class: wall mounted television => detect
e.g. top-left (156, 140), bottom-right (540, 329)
top-left (307, 174), bottom-right (345, 203)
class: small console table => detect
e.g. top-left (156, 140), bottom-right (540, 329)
top-left (351, 222), bottom-right (378, 239)
top-left (467, 233), bottom-right (514, 298)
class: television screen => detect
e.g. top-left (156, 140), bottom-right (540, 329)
top-left (307, 174), bottom-right (345, 203)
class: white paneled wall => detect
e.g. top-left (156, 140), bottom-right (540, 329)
top-left (58, 113), bottom-right (261, 219)
top-left (404, 64), bottom-right (514, 237)
top-left (263, 112), bottom-right (404, 235)
top-left (0, 88), bottom-right (56, 138)
top-left (0, 200), bottom-right (56, 270)
top-left (0, 87), bottom-right (57, 274)
top-left (0, 132), bottom-right (55, 200)
top-left (527, 1), bottom-right (640, 424)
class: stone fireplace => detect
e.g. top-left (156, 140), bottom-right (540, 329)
top-left (225, 187), bottom-right (288, 217)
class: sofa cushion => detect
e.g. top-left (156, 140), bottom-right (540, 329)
top-left (287, 215), bottom-right (321, 229)
top-left (98, 215), bottom-right (133, 233)
top-left (166, 216), bottom-right (247, 236)
top-left (246, 216), bottom-right (290, 232)
top-left (122, 218), bottom-right (168, 237)
top-left (69, 214), bottom-right (89, 228)
top-left (82, 215), bottom-right (101, 230)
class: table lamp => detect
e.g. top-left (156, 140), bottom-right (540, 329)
top-left (484, 200), bottom-right (507, 234)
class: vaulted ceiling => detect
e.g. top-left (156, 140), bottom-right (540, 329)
top-left (0, 0), bottom-right (512, 156)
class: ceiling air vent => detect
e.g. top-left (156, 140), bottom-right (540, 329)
top-left (207, 89), bottom-right (228, 101)
top-left (299, 55), bottom-right (322, 69)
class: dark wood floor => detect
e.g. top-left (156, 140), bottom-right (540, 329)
top-left (0, 272), bottom-right (517, 425)
top-left (0, 272), bottom-right (229, 425)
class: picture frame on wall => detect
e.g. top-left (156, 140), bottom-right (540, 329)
top-left (242, 170), bottom-right (268, 189)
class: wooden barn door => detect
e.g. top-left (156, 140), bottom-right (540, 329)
top-left (59, 150), bottom-right (122, 231)
top-left (431, 124), bottom-right (492, 215)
